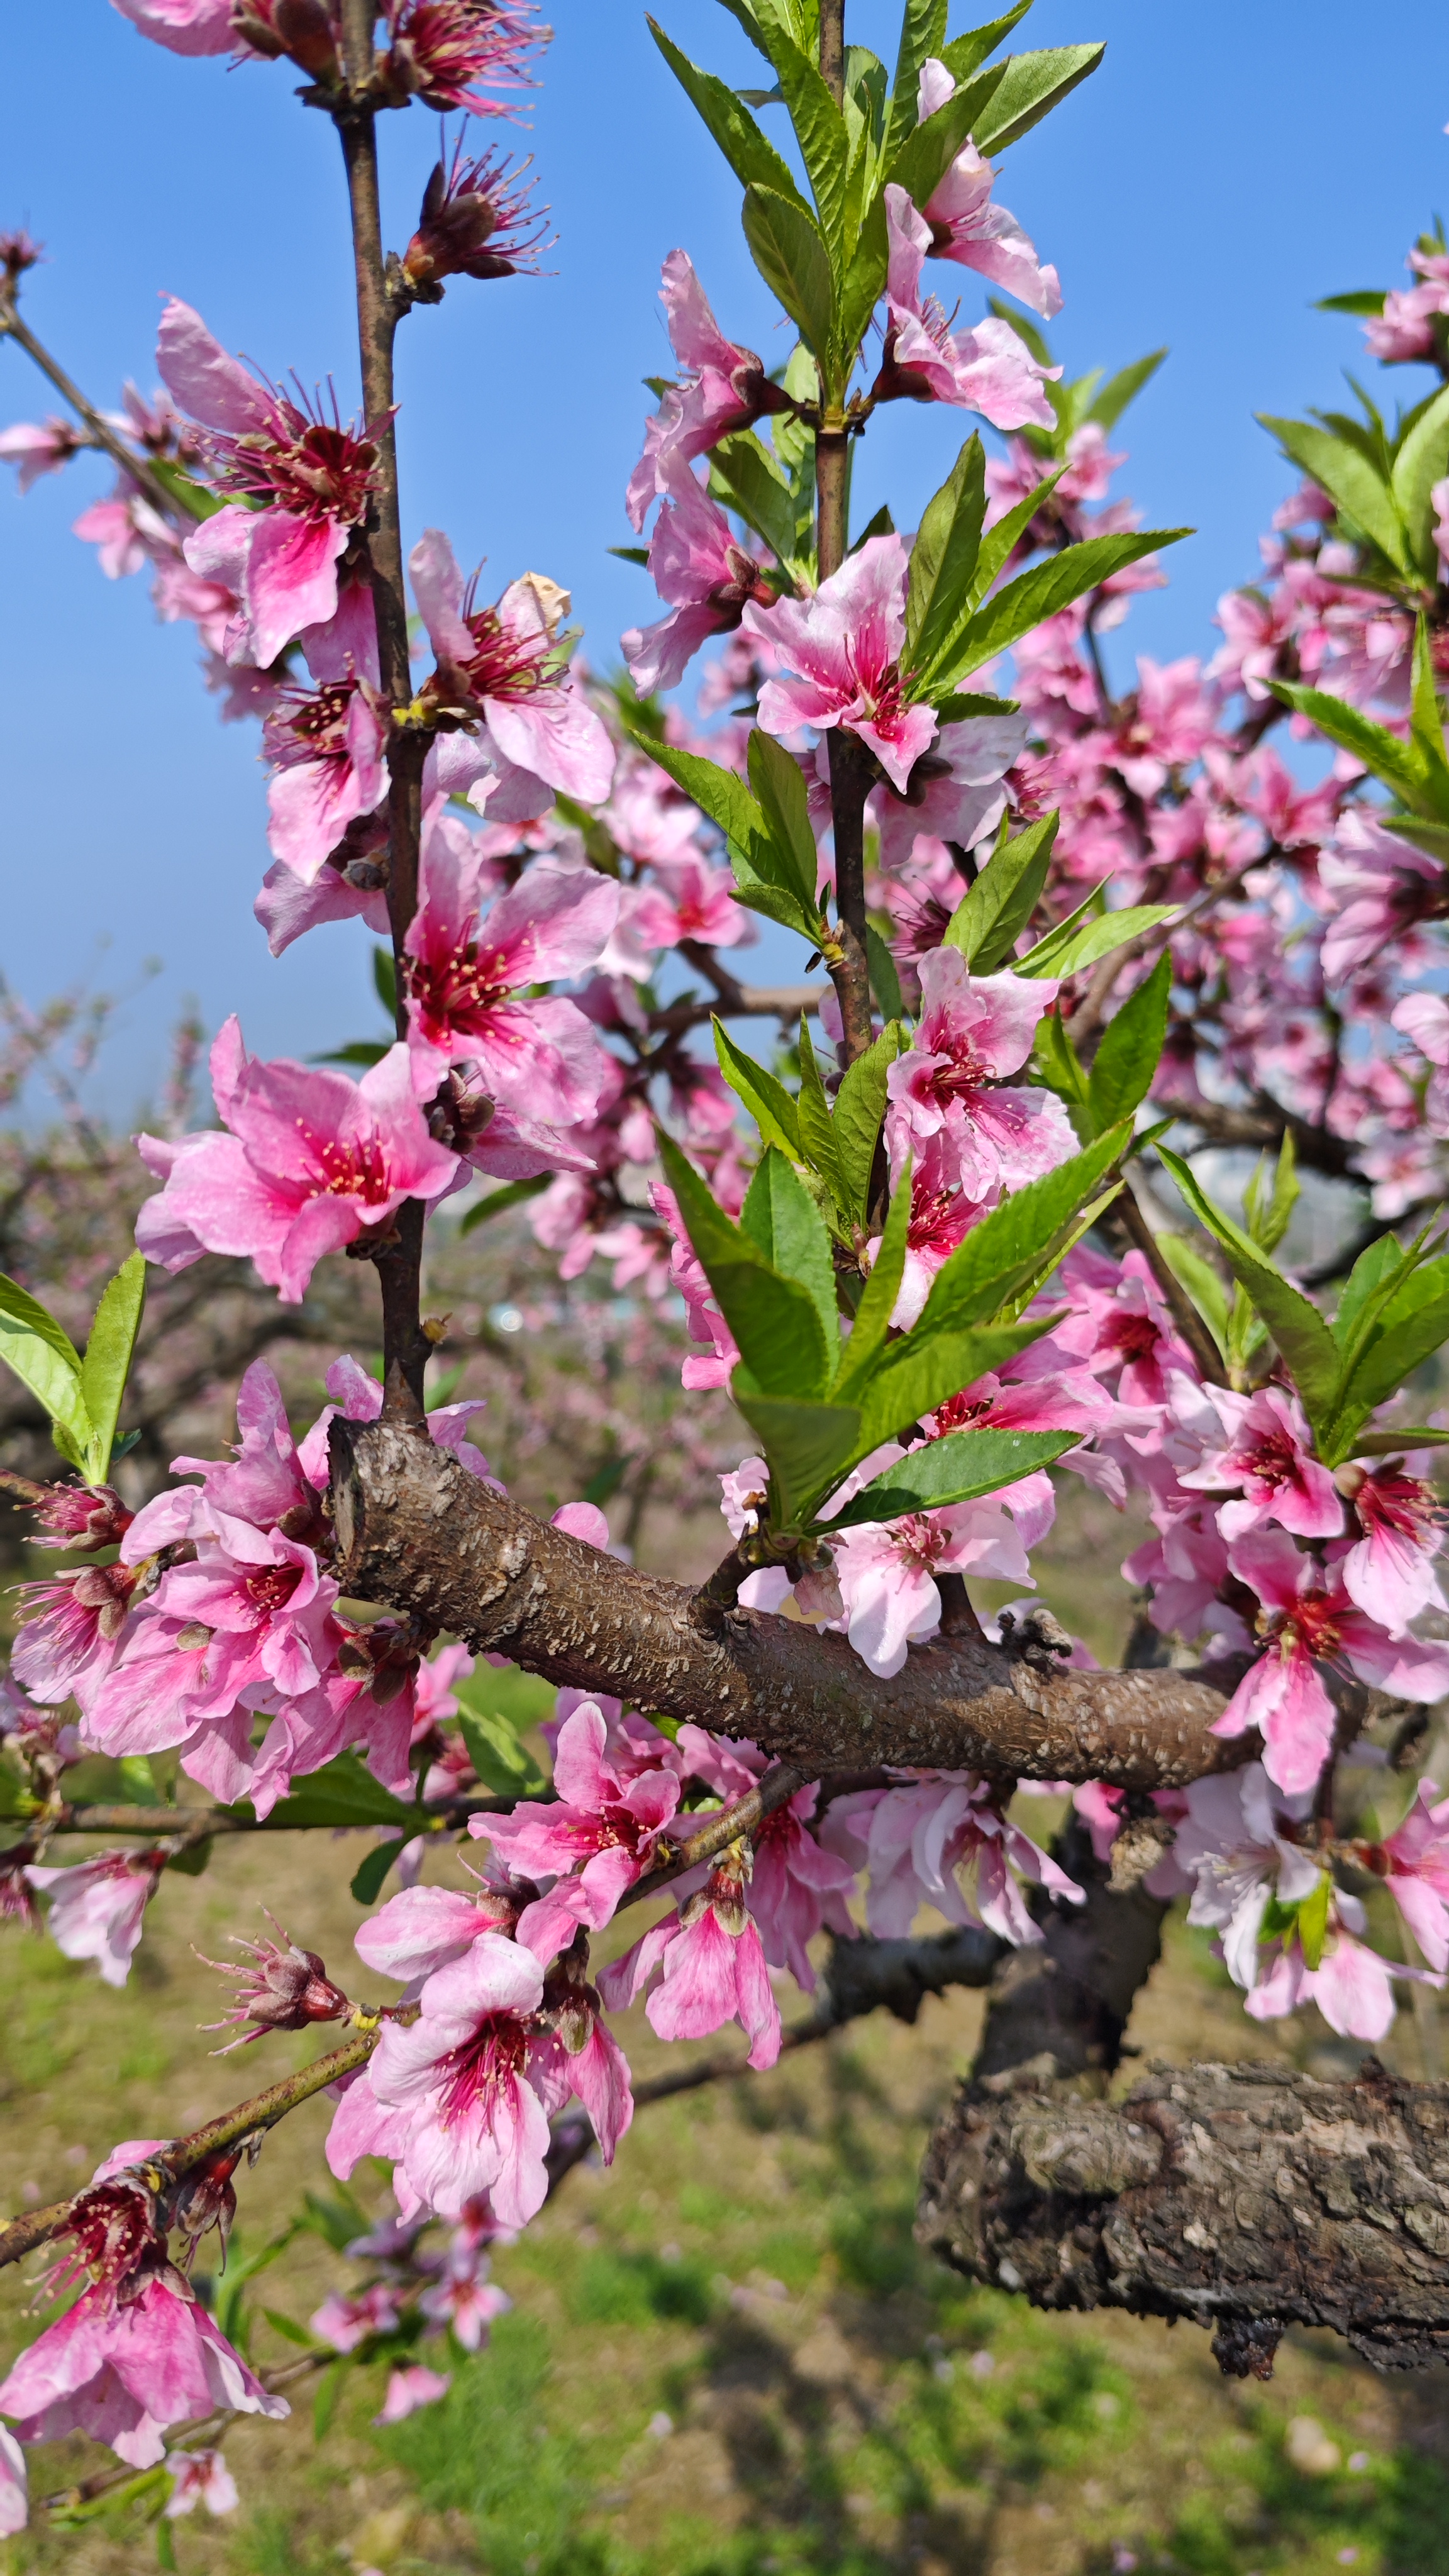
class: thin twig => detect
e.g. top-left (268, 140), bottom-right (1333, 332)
top-left (0, 296), bottom-right (182, 525)
top-left (618, 1763), bottom-right (809, 1913)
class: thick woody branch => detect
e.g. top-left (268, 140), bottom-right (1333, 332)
top-left (970, 1814), bottom-right (1170, 2087)
top-left (917, 2055), bottom-right (1449, 2374)
top-left (329, 1414), bottom-right (1257, 1788)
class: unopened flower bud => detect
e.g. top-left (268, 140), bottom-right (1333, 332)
top-left (0, 230), bottom-right (42, 287)
top-left (20, 1480), bottom-right (134, 1553)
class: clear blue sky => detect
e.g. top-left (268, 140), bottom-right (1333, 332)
top-left (3, 0), bottom-right (1448, 1109)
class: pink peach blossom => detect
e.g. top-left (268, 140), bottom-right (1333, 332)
top-left (625, 250), bottom-right (789, 531)
top-left (743, 535), bottom-right (938, 793)
top-left (135, 1020), bottom-right (460, 1302)
top-left (914, 62), bottom-right (1062, 317)
top-left (879, 187), bottom-right (1058, 430)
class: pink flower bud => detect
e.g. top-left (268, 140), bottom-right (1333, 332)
top-left (199, 1910), bottom-right (350, 2050)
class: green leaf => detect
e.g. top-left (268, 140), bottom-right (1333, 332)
top-left (884, 62), bottom-right (1009, 208)
top-left (938, 4), bottom-right (1032, 85)
top-left (741, 1150), bottom-right (840, 1365)
top-left (147, 455), bottom-right (227, 521)
top-left (741, 184), bottom-right (835, 359)
top-left (1157, 1148), bottom-right (1341, 1436)
top-left (1338, 1270), bottom-right (1449, 1420)
top-left (647, 18), bottom-right (813, 212)
top-left (825, 1424), bottom-right (1079, 1530)
top-left (832, 1170), bottom-right (911, 1397)
top-left (1409, 614), bottom-right (1449, 806)
top-left (349, 1839), bottom-right (402, 1906)
top-left (1085, 350), bottom-right (1167, 434)
top-left (836, 187), bottom-right (891, 361)
top-left (748, 727), bottom-right (821, 910)
top-left (709, 430), bottom-right (810, 576)
top-left (1392, 384), bottom-right (1449, 578)
top-left (312, 1039), bottom-right (391, 1069)
top-left (905, 435), bottom-right (987, 679)
top-left (1296, 1872), bottom-right (1331, 1973)
top-left (372, 944), bottom-right (397, 1018)
top-left (458, 1706), bottom-right (541, 1796)
top-left (658, 1131), bottom-right (830, 1397)
top-left (766, 30), bottom-right (850, 262)
top-left (459, 1174), bottom-right (552, 1235)
top-left (916, 1126), bottom-right (1135, 1338)
top-left (79, 1251), bottom-right (146, 1485)
top-left (1241, 1131), bottom-right (1299, 1258)
top-left (1031, 1002), bottom-right (1089, 1108)
top-left (926, 528), bottom-right (1189, 691)
top-left (1257, 414), bottom-right (1407, 569)
top-left (1155, 1232), bottom-right (1230, 1358)
top-left (262, 2309), bottom-right (318, 2349)
top-left (1016, 902), bottom-right (1176, 980)
top-left (972, 42), bottom-right (1105, 153)
top-left (609, 545), bottom-right (652, 567)
top-left (727, 847), bottom-right (824, 945)
top-left (795, 1016), bottom-right (847, 1203)
top-left (1331, 1231), bottom-right (1407, 1352)
top-left (713, 1019), bottom-right (802, 1160)
top-left (730, 1388), bottom-right (861, 1526)
top-left (882, 0), bottom-right (949, 164)
top-left (1352, 1425), bottom-right (1449, 1455)
top-left (619, 715), bottom-right (764, 850)
top-left (865, 922), bottom-right (904, 1022)
top-left (944, 813), bottom-right (1057, 971)
top-left (230, 1750), bottom-right (416, 1835)
top-left (852, 1315), bottom-right (1058, 1456)
top-left (1085, 953), bottom-right (1170, 1136)
top-left (0, 1273), bottom-right (92, 1471)
top-left (947, 464), bottom-right (1067, 630)
top-left (1380, 813), bottom-right (1449, 863)
top-left (1267, 680), bottom-right (1449, 820)
top-left (831, 1021), bottom-right (900, 1225)
top-left (1317, 291), bottom-right (1387, 318)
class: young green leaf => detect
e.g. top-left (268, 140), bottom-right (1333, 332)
top-left (938, 3), bottom-right (1031, 85)
top-left (944, 813), bottom-right (1058, 971)
top-left (1031, 1003), bottom-right (1089, 1108)
top-left (1084, 952), bottom-right (1170, 1136)
top-left (748, 726), bottom-right (822, 910)
top-left (1241, 1131), bottom-right (1299, 1259)
top-left (1016, 903), bottom-right (1176, 980)
top-left (0, 1274), bottom-right (92, 1473)
top-left (709, 431), bottom-right (809, 577)
top-left (230, 1750), bottom-right (416, 1833)
top-left (713, 1019), bottom-right (803, 1160)
top-left (823, 1424), bottom-right (1079, 1530)
top-left (742, 184), bottom-right (835, 359)
top-left (79, 1251), bottom-right (147, 1485)
top-left (971, 42), bottom-right (1106, 153)
top-left (865, 922), bottom-right (904, 1021)
top-left (831, 1169), bottom-right (911, 1399)
top-left (831, 1021), bottom-right (900, 1225)
top-left (1257, 414), bottom-right (1407, 570)
top-left (350, 1840), bottom-right (403, 1906)
top-left (949, 462), bottom-right (1067, 625)
top-left (458, 1174), bottom-right (552, 1235)
top-left (1085, 349), bottom-right (1167, 434)
top-left (927, 528), bottom-right (1189, 690)
top-left (915, 1124), bottom-right (1135, 1338)
top-left (372, 945), bottom-right (397, 1017)
top-left (1330, 1231), bottom-right (1407, 1352)
top-left (729, 1387), bottom-right (861, 1525)
top-left (763, 28), bottom-right (850, 262)
top-left (1391, 384), bottom-right (1449, 579)
top-left (1157, 1148), bottom-right (1341, 1435)
top-left (658, 1132), bottom-right (830, 1396)
top-left (795, 1016), bottom-right (847, 1204)
top-left (905, 435), bottom-right (987, 679)
top-left (619, 718), bottom-right (764, 848)
top-left (647, 18), bottom-right (813, 213)
top-left (458, 1705), bottom-right (544, 1796)
top-left (1269, 680), bottom-right (1449, 819)
top-left (851, 1314), bottom-right (1058, 1457)
top-left (1336, 1261), bottom-right (1449, 1423)
top-left (882, 0), bottom-right (950, 164)
top-left (1154, 1232), bottom-right (1230, 1359)
top-left (742, 1149), bottom-right (840, 1365)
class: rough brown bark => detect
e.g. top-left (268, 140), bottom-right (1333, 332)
top-left (917, 2055), bottom-right (1449, 2373)
top-left (330, 1413), bottom-right (1256, 1787)
top-left (970, 1815), bottom-right (1171, 2087)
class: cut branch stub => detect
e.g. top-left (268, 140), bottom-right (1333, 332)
top-left (916, 2056), bottom-right (1449, 2373)
top-left (330, 1413), bottom-right (1254, 1787)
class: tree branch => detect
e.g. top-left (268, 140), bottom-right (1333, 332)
top-left (917, 2055), bottom-right (1449, 2375)
top-left (329, 1413), bottom-right (1260, 1787)
top-left (0, 295), bottom-right (182, 525)
top-left (336, 0), bottom-right (431, 1408)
